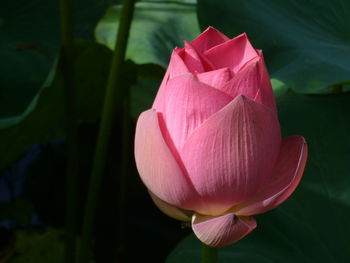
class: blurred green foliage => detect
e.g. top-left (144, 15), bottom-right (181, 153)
top-left (0, 0), bottom-right (119, 118)
top-left (0, 40), bottom-right (112, 171)
top-left (95, 0), bottom-right (199, 67)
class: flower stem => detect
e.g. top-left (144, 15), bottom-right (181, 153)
top-left (201, 243), bottom-right (218, 263)
top-left (116, 90), bottom-right (131, 260)
top-left (76, 0), bottom-right (136, 262)
top-left (59, 0), bottom-right (78, 262)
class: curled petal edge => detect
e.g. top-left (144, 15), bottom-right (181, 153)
top-left (234, 136), bottom-right (308, 216)
top-left (192, 212), bottom-right (256, 247)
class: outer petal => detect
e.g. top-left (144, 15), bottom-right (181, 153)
top-left (180, 95), bottom-right (281, 215)
top-left (168, 48), bottom-right (189, 78)
top-left (134, 109), bottom-right (201, 210)
top-left (220, 56), bottom-right (276, 112)
top-left (235, 136), bottom-right (308, 216)
top-left (152, 70), bottom-right (170, 112)
top-left (149, 191), bottom-right (192, 221)
top-left (253, 51), bottom-right (277, 112)
top-left (196, 67), bottom-right (233, 90)
top-left (203, 33), bottom-right (259, 73)
top-left (152, 50), bottom-right (189, 111)
top-left (161, 73), bottom-right (232, 150)
top-left (191, 26), bottom-right (230, 53)
top-left (192, 212), bottom-right (256, 247)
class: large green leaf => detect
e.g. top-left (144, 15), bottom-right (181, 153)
top-left (0, 0), bottom-right (118, 118)
top-left (0, 38), bottom-right (163, 171)
top-left (0, 40), bottom-right (112, 171)
top-left (197, 0), bottom-right (350, 94)
top-left (167, 92), bottom-right (350, 262)
top-left (95, 0), bottom-right (200, 67)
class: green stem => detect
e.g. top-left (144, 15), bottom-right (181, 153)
top-left (201, 243), bottom-right (218, 263)
top-left (59, 0), bottom-right (78, 263)
top-left (77, 0), bottom-right (136, 262)
top-left (116, 90), bottom-right (131, 260)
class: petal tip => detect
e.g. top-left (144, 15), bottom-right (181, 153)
top-left (234, 94), bottom-right (252, 104)
top-left (204, 26), bottom-right (220, 33)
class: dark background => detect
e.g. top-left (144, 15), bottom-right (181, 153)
top-left (1, 0), bottom-right (350, 262)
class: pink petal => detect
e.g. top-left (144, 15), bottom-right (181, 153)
top-left (152, 70), bottom-right (170, 112)
top-left (191, 26), bottom-right (230, 53)
top-left (253, 51), bottom-right (277, 112)
top-left (161, 73), bottom-right (232, 150)
top-left (169, 48), bottom-right (189, 78)
top-left (152, 50), bottom-right (189, 111)
top-left (178, 43), bottom-right (204, 73)
top-left (220, 56), bottom-right (276, 112)
top-left (149, 191), bottom-right (192, 221)
top-left (192, 212), bottom-right (256, 247)
top-left (134, 109), bottom-right (201, 210)
top-left (204, 33), bottom-right (259, 73)
top-left (178, 42), bottom-right (214, 73)
top-left (196, 67), bottom-right (233, 90)
top-left (235, 136), bottom-right (308, 216)
top-left (180, 95), bottom-right (281, 216)
top-left (153, 47), bottom-right (203, 112)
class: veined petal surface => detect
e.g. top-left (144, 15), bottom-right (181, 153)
top-left (134, 109), bottom-right (201, 210)
top-left (152, 50), bottom-right (189, 111)
top-left (196, 67), bottom-right (233, 90)
top-left (161, 74), bottom-right (232, 150)
top-left (180, 96), bottom-right (281, 215)
top-left (220, 57), bottom-right (276, 112)
top-left (236, 136), bottom-right (308, 216)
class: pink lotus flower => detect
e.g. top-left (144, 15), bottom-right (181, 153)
top-left (134, 27), bottom-right (308, 247)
